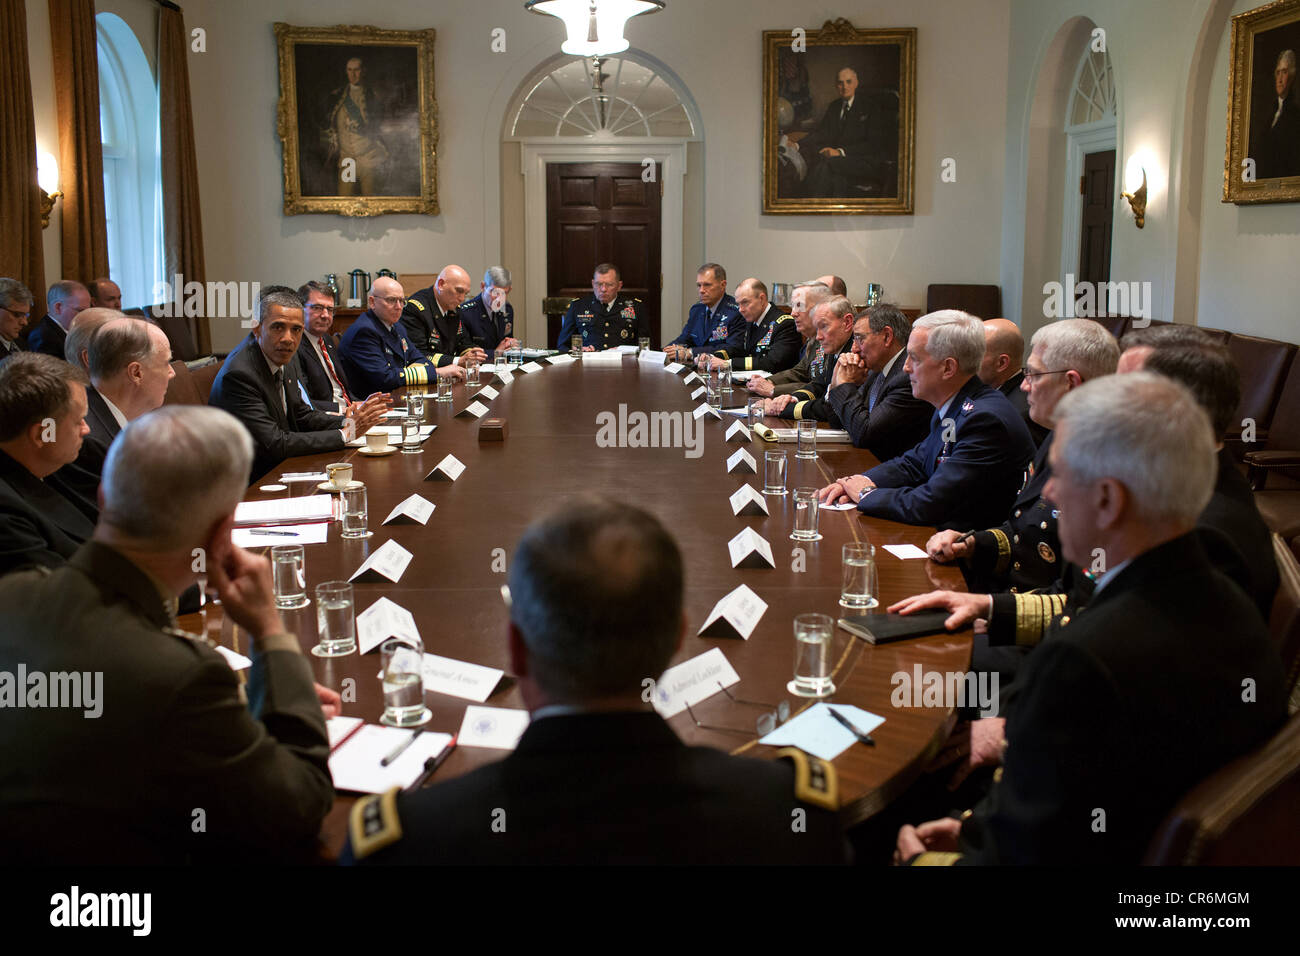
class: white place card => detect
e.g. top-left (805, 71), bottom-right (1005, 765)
top-left (581, 350), bottom-right (623, 365)
top-left (697, 583), bottom-right (768, 640)
top-left (650, 647), bottom-right (741, 718)
top-left (665, 362), bottom-right (685, 373)
top-left (726, 447), bottom-right (758, 474)
top-left (356, 596), bottom-right (421, 655)
top-left (478, 385), bottom-right (500, 400)
top-left (382, 494), bottom-right (435, 526)
top-left (616, 344), bottom-right (640, 354)
top-left (728, 483), bottom-right (769, 517)
top-left (349, 539), bottom-right (413, 584)
top-left (727, 527), bottom-right (776, 569)
top-left (682, 372), bottom-right (701, 385)
top-left (690, 385), bottom-right (706, 400)
top-left (882, 543), bottom-right (930, 560)
top-left (693, 403), bottom-right (722, 420)
top-left (425, 454), bottom-right (466, 482)
top-left (492, 369), bottom-right (514, 385)
top-left (545, 354), bottom-right (576, 366)
top-left (637, 349), bottom-right (667, 364)
top-left (457, 705), bottom-right (531, 750)
top-left (518, 361), bottom-right (544, 373)
top-left (726, 420), bottom-right (752, 443)
top-left (421, 653), bottom-right (504, 703)
top-left (214, 644), bottom-right (252, 671)
top-left (455, 400), bottom-right (490, 419)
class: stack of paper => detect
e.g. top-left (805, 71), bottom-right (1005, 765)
top-left (233, 494), bottom-right (334, 526)
top-left (346, 424), bottom-right (435, 446)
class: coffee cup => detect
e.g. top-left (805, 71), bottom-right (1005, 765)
top-left (365, 430), bottom-right (389, 451)
top-left (326, 462), bottom-right (353, 489)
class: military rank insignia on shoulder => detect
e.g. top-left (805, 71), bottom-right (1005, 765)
top-left (349, 786), bottom-right (404, 860)
top-left (776, 747), bottom-right (838, 810)
top-left (410, 299), bottom-right (425, 311)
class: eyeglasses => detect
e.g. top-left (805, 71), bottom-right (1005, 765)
top-left (684, 682), bottom-right (791, 737)
top-left (0, 305), bottom-right (31, 321)
top-left (1021, 367), bottom-right (1072, 381)
top-left (307, 303), bottom-right (335, 314)
top-left (377, 296), bottom-right (407, 306)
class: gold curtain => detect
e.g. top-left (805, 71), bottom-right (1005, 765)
top-left (159, 1), bottom-right (209, 354)
top-left (0, 0), bottom-right (46, 306)
top-left (49, 0), bottom-right (109, 283)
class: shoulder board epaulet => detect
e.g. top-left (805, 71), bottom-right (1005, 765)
top-left (775, 314), bottom-right (793, 323)
top-left (775, 746), bottom-right (838, 810)
top-left (349, 786), bottom-right (404, 860)
top-left (411, 299), bottom-right (425, 311)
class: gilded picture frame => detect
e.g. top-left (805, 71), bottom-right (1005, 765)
top-left (1223, 0), bottom-right (1300, 204)
top-left (763, 19), bottom-right (916, 215)
top-left (274, 23), bottom-right (439, 216)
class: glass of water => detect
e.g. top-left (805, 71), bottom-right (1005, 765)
top-left (494, 348), bottom-right (507, 368)
top-left (791, 487), bottom-right (821, 541)
top-left (341, 483), bottom-right (371, 539)
top-left (436, 376), bottom-right (453, 403)
top-left (401, 416), bottom-right (422, 454)
top-left (718, 359), bottom-right (733, 401)
top-left (509, 346), bottom-right (524, 366)
top-left (271, 544), bottom-right (309, 609)
top-left (748, 398), bottom-right (765, 429)
top-left (405, 392), bottom-right (424, 419)
top-left (840, 542), bottom-right (879, 609)
top-left (638, 336), bottom-right (650, 353)
top-left (312, 581), bottom-right (356, 657)
top-left (465, 361), bottom-right (481, 388)
top-left (380, 637), bottom-right (430, 727)
top-left (763, 449), bottom-right (787, 496)
top-left (790, 613), bottom-right (836, 698)
top-left (796, 419), bottom-right (818, 459)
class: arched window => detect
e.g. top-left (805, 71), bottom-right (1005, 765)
top-left (1067, 45), bottom-right (1116, 131)
top-left (97, 13), bottom-right (162, 309)
top-left (509, 54), bottom-right (696, 137)
top-left (1060, 41), bottom-right (1118, 280)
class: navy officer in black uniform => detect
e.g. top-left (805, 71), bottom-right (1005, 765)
top-left (555, 263), bottom-right (651, 351)
top-left (342, 498), bottom-right (850, 865)
top-left (401, 265), bottom-right (486, 368)
top-left (698, 277), bottom-right (802, 374)
top-left (457, 266), bottom-right (520, 356)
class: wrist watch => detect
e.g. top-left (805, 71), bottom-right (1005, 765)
top-left (856, 485), bottom-right (872, 503)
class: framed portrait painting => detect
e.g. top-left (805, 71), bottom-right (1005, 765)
top-left (1223, 0), bottom-right (1300, 204)
top-left (274, 23), bottom-right (439, 216)
top-left (763, 19), bottom-right (915, 215)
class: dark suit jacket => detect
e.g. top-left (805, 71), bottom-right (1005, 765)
top-left (859, 376), bottom-right (1036, 530)
top-left (457, 293), bottom-right (515, 355)
top-left (826, 351), bottom-right (932, 462)
top-left (49, 386), bottom-right (121, 512)
top-left (296, 333), bottom-right (353, 411)
top-left (342, 711), bottom-right (849, 865)
top-left (1000, 372), bottom-right (1050, 447)
top-left (25, 314), bottom-right (68, 358)
top-left (207, 334), bottom-right (346, 483)
top-left (0, 541), bottom-right (333, 863)
top-left (799, 97), bottom-right (874, 172)
top-left (1257, 96), bottom-right (1300, 180)
top-left (776, 337), bottom-right (854, 421)
top-left (0, 448), bottom-right (96, 577)
top-left (0, 338), bottom-right (22, 362)
top-left (948, 535), bottom-right (1287, 865)
top-left (1199, 448), bottom-right (1279, 619)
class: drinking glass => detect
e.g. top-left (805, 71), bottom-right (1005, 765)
top-left (312, 581), bottom-right (356, 657)
top-left (271, 544), bottom-right (309, 609)
top-left (840, 542), bottom-right (879, 610)
top-left (465, 362), bottom-right (481, 387)
top-left (763, 449), bottom-right (787, 496)
top-left (405, 393), bottom-right (424, 419)
top-left (638, 337), bottom-right (651, 353)
top-left (748, 398), bottom-right (766, 429)
top-left (380, 637), bottom-right (430, 727)
top-left (791, 487), bottom-right (821, 541)
top-left (796, 419), bottom-right (818, 460)
top-left (570, 335), bottom-right (583, 357)
top-left (509, 346), bottom-right (524, 366)
top-left (790, 613), bottom-right (835, 698)
top-left (436, 377), bottom-right (453, 403)
top-left (400, 416), bottom-right (422, 454)
top-left (341, 483), bottom-right (371, 539)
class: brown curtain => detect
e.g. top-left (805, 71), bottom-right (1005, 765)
top-left (49, 0), bottom-right (109, 283)
top-left (0, 0), bottom-right (46, 306)
top-left (159, 1), bottom-right (208, 354)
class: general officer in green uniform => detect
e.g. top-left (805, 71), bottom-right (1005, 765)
top-left (555, 263), bottom-right (651, 351)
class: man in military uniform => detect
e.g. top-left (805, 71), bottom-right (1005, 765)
top-left (744, 281), bottom-right (829, 397)
top-left (342, 499), bottom-right (849, 865)
top-left (664, 263), bottom-right (739, 362)
top-left (338, 276), bottom-right (463, 397)
top-left (400, 265), bottom-right (485, 367)
top-left (555, 263), bottom-right (651, 351)
top-left (699, 278), bottom-right (801, 374)
top-left (0, 406), bottom-right (334, 863)
top-left (457, 266), bottom-right (520, 356)
top-left (766, 295), bottom-right (856, 421)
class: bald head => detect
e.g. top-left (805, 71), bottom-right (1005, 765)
top-left (435, 265), bottom-right (472, 313)
top-left (368, 276), bottom-right (407, 327)
top-left (815, 274), bottom-right (848, 298)
top-left (979, 318), bottom-right (1025, 388)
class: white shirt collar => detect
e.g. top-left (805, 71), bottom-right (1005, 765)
top-left (1091, 558), bottom-right (1133, 596)
top-left (99, 392), bottom-right (129, 429)
top-left (881, 347), bottom-right (902, 378)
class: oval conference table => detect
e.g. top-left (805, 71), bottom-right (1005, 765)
top-left (181, 354), bottom-right (973, 857)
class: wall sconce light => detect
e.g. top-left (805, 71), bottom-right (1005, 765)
top-left (1121, 157), bottom-right (1147, 229)
top-left (526, 0), bottom-right (665, 57)
top-left (37, 151), bottom-right (62, 229)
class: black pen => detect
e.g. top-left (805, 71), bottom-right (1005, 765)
top-left (827, 706), bottom-right (876, 746)
top-left (404, 735), bottom-right (457, 792)
top-left (380, 727), bottom-right (424, 766)
top-left (249, 529), bottom-right (297, 537)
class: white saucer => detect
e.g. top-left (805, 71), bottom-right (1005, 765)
top-left (317, 480), bottom-right (363, 493)
top-left (358, 445), bottom-right (397, 456)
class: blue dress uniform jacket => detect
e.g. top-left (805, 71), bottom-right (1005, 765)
top-left (341, 711), bottom-right (850, 865)
top-left (918, 536), bottom-right (1288, 866)
top-left (24, 314), bottom-right (67, 358)
top-left (337, 309), bottom-right (438, 398)
top-left (825, 352), bottom-right (932, 462)
top-left (0, 448), bottom-right (95, 577)
top-left (668, 294), bottom-right (740, 356)
top-left (400, 288), bottom-right (475, 367)
top-left (712, 306), bottom-right (802, 373)
top-left (776, 338), bottom-right (854, 421)
top-left (457, 293), bottom-right (515, 354)
top-left (858, 376), bottom-right (1035, 531)
top-left (556, 293), bottom-right (651, 351)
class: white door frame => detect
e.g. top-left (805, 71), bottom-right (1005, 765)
top-left (518, 138), bottom-right (688, 347)
top-left (1060, 122), bottom-right (1117, 280)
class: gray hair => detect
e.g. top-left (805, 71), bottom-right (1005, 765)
top-left (0, 277), bottom-right (34, 311)
top-left (1278, 49), bottom-right (1296, 72)
top-left (913, 310), bottom-right (985, 374)
top-left (1053, 372), bottom-right (1215, 526)
top-left (101, 406), bottom-right (253, 550)
top-left (1119, 323), bottom-right (1213, 353)
top-left (861, 302), bottom-right (912, 343)
top-left (484, 266), bottom-right (511, 289)
top-left (254, 289), bottom-right (304, 325)
top-left (815, 295), bottom-right (854, 322)
top-left (88, 318), bottom-right (159, 383)
top-left (698, 262), bottom-right (726, 282)
top-left (66, 311), bottom-right (123, 371)
top-left (47, 280), bottom-right (87, 309)
top-left (795, 281), bottom-right (831, 311)
top-left (1029, 319), bottom-right (1120, 382)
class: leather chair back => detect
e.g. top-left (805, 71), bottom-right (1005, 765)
top-left (1270, 533), bottom-right (1300, 708)
top-left (924, 284), bottom-right (1001, 319)
top-left (162, 360), bottom-right (202, 406)
top-left (1225, 333), bottom-right (1296, 433)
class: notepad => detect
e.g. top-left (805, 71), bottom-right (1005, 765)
top-left (328, 724), bottom-right (455, 793)
top-left (233, 494), bottom-right (334, 526)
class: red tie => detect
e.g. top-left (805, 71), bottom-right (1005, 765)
top-left (320, 340), bottom-right (351, 404)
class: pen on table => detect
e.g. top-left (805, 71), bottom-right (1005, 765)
top-left (248, 529), bottom-right (298, 537)
top-left (827, 706), bottom-right (876, 747)
top-left (405, 736), bottom-right (458, 793)
top-left (380, 727), bottom-right (424, 766)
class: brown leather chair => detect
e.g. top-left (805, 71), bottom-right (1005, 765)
top-left (1244, 350), bottom-right (1300, 493)
top-left (1225, 332), bottom-right (1296, 443)
top-left (544, 296), bottom-right (576, 352)
top-left (1143, 711), bottom-right (1300, 864)
top-left (189, 357), bottom-right (220, 405)
top-left (162, 360), bottom-right (202, 406)
top-left (924, 284), bottom-right (1001, 319)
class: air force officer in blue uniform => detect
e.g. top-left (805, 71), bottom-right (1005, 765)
top-left (664, 263), bottom-right (740, 362)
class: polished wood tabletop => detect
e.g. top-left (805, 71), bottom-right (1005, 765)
top-left (183, 355), bottom-right (971, 853)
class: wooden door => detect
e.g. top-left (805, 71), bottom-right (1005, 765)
top-left (1077, 149), bottom-right (1115, 289)
top-left (546, 162), bottom-right (662, 347)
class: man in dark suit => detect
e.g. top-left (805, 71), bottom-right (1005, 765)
top-left (819, 311), bottom-right (1035, 531)
top-left (979, 318), bottom-right (1049, 446)
top-left (766, 295), bottom-right (856, 421)
top-left (457, 266), bottom-right (521, 356)
top-left (896, 373), bottom-right (1288, 865)
top-left (1256, 49), bottom-right (1300, 180)
top-left (25, 280), bottom-right (89, 359)
top-left (665, 263), bottom-right (742, 362)
top-left (789, 67), bottom-right (894, 197)
top-left (700, 278), bottom-right (802, 374)
top-left (294, 281), bottom-right (353, 412)
top-left (0, 278), bottom-right (34, 362)
top-left (0, 353), bottom-right (95, 576)
top-left (0, 405), bottom-right (334, 863)
top-left (401, 265), bottom-right (486, 367)
top-left (209, 289), bottom-right (388, 482)
top-left (342, 498), bottom-right (849, 865)
top-left (825, 304), bottom-right (931, 462)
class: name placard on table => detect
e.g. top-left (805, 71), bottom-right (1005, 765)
top-left (728, 483), bottom-right (768, 516)
top-left (726, 447), bottom-right (757, 474)
top-left (650, 647), bottom-right (741, 718)
top-left (382, 494), bottom-right (435, 526)
top-left (478, 385), bottom-right (500, 401)
top-left (727, 527), bottom-right (775, 569)
top-left (682, 371), bottom-right (701, 385)
top-left (690, 385), bottom-right (706, 400)
top-left (518, 361), bottom-right (544, 374)
top-left (697, 583), bottom-right (769, 640)
top-left (692, 403), bottom-right (722, 421)
top-left (350, 540), bottom-right (414, 583)
top-left (726, 420), bottom-right (752, 443)
top-left (422, 653), bottom-right (504, 702)
top-left (356, 596), bottom-right (421, 654)
top-left (424, 454), bottom-right (466, 482)
top-left (455, 400), bottom-right (490, 419)
top-left (637, 349), bottom-right (667, 364)
top-left (665, 362), bottom-right (685, 374)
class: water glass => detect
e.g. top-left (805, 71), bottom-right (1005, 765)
top-left (494, 348), bottom-right (507, 368)
top-left (436, 376), bottom-right (453, 403)
top-left (638, 337), bottom-right (651, 352)
top-left (796, 419), bottom-right (818, 459)
top-left (840, 542), bottom-right (879, 610)
top-left (790, 613), bottom-right (835, 698)
top-left (570, 335), bottom-right (583, 357)
top-left (748, 398), bottom-right (766, 429)
top-left (405, 392), bottom-right (424, 419)
top-left (509, 346), bottom-right (524, 366)
top-left (763, 449), bottom-right (787, 496)
top-left (312, 581), bottom-right (356, 657)
top-left (380, 637), bottom-right (430, 727)
top-left (718, 359), bottom-right (733, 401)
top-left (465, 362), bottom-right (481, 387)
top-left (400, 416), bottom-right (422, 454)
top-left (791, 487), bottom-right (821, 541)
top-left (341, 483), bottom-right (371, 539)
top-left (271, 544), bottom-right (309, 609)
